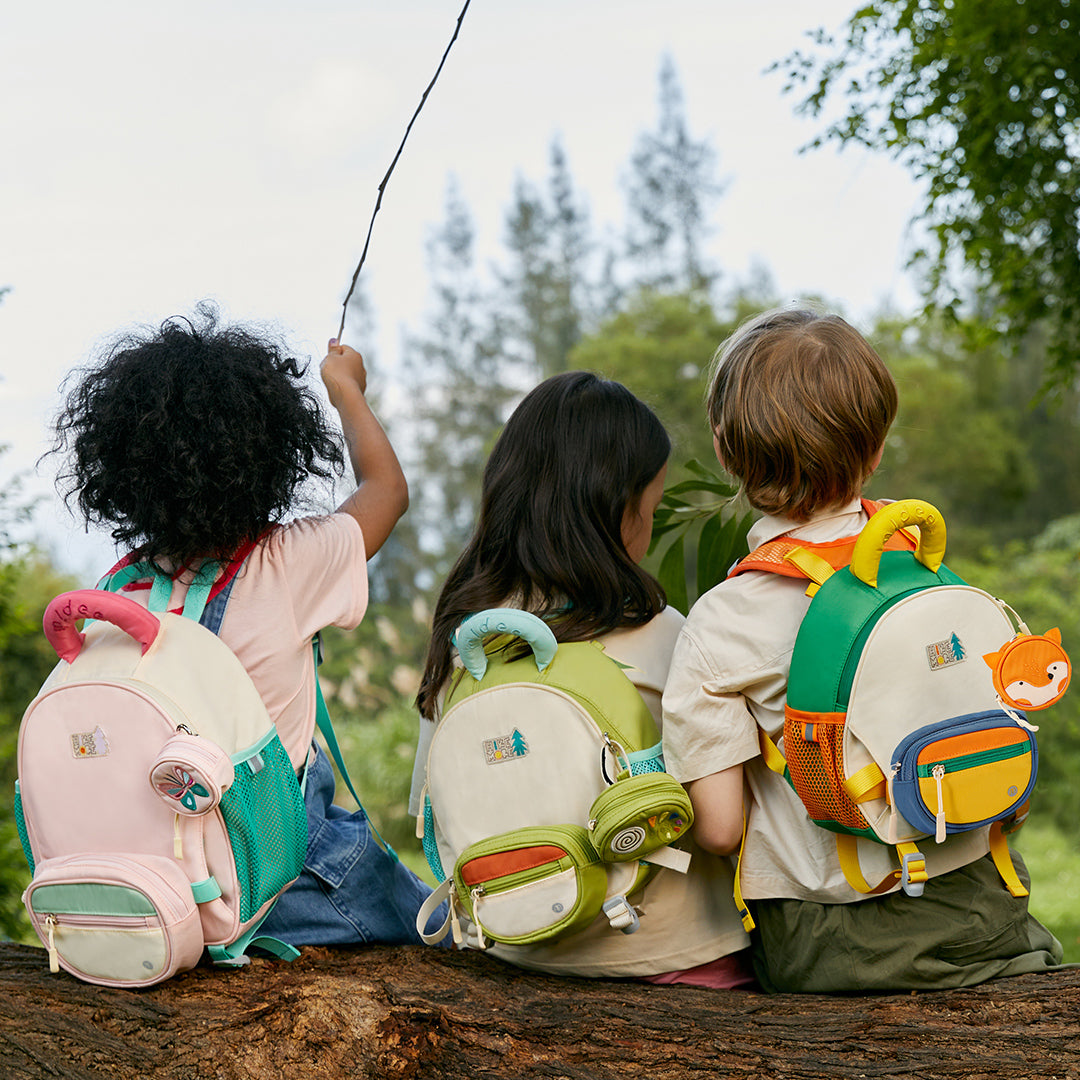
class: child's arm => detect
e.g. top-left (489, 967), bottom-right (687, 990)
top-left (686, 765), bottom-right (745, 856)
top-left (320, 340), bottom-right (408, 558)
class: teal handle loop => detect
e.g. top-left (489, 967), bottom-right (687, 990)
top-left (453, 608), bottom-right (557, 681)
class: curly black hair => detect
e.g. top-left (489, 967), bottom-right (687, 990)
top-left (51, 303), bottom-right (345, 567)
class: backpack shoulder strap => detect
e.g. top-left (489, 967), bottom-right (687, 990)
top-left (727, 500), bottom-right (916, 584)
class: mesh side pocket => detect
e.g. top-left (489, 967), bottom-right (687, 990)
top-left (218, 735), bottom-right (307, 921)
top-left (627, 741), bottom-right (665, 776)
top-left (783, 712), bottom-right (868, 832)
top-left (14, 783), bottom-right (33, 874)
top-left (422, 796), bottom-right (446, 883)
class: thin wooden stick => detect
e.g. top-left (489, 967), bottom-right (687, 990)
top-left (336, 0), bottom-right (473, 343)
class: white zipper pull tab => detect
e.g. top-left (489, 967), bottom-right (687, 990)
top-left (173, 813), bottom-right (183, 860)
top-left (448, 883), bottom-right (463, 946)
top-left (415, 786), bottom-right (428, 840)
top-left (932, 764), bottom-right (947, 843)
top-left (470, 887), bottom-right (487, 950)
top-left (45, 914), bottom-right (59, 973)
top-left (887, 763), bottom-right (901, 843)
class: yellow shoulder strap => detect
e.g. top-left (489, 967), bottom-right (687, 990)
top-left (989, 821), bottom-right (1029, 897)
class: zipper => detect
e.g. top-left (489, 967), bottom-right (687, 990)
top-left (886, 762), bottom-right (901, 844)
top-left (470, 886), bottom-right (487, 950)
top-left (45, 914), bottom-right (58, 973)
top-left (932, 764), bottom-right (946, 843)
top-left (915, 740), bottom-right (1030, 777)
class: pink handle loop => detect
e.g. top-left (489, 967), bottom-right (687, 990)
top-left (44, 590), bottom-right (161, 664)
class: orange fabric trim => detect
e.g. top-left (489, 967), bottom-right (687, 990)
top-left (729, 500), bottom-right (917, 580)
top-left (784, 706), bottom-right (847, 727)
top-left (460, 845), bottom-right (563, 885)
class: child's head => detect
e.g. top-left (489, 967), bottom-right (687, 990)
top-left (53, 304), bottom-right (344, 566)
top-left (417, 370), bottom-right (670, 719)
top-left (707, 307), bottom-right (896, 522)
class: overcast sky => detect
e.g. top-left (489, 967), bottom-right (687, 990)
top-left (1, 0), bottom-right (923, 581)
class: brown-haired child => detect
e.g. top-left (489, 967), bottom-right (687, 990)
top-left (662, 307), bottom-right (1062, 993)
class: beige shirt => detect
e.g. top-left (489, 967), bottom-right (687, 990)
top-left (156, 514), bottom-right (369, 770)
top-left (411, 605), bottom-right (751, 977)
top-left (662, 498), bottom-right (988, 904)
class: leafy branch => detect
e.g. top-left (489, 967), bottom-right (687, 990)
top-left (647, 459), bottom-right (754, 615)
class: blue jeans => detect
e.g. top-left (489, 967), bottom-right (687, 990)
top-left (258, 745), bottom-right (448, 946)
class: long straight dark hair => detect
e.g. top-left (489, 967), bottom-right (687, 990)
top-left (416, 371), bottom-right (670, 720)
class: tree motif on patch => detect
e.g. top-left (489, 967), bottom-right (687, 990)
top-left (926, 633), bottom-right (966, 671)
top-left (70, 725), bottom-right (110, 759)
top-left (482, 728), bottom-right (529, 764)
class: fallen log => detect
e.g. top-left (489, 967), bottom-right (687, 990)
top-left (2, 941), bottom-right (1078, 1080)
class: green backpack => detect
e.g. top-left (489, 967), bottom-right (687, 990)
top-left (414, 609), bottom-right (694, 949)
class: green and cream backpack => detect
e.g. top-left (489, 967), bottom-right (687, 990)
top-left (414, 609), bottom-right (694, 949)
top-left (728, 499), bottom-right (1069, 928)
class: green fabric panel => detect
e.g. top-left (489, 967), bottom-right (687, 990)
top-left (29, 883), bottom-right (156, 917)
top-left (787, 551), bottom-right (966, 714)
top-left (445, 637), bottom-right (660, 755)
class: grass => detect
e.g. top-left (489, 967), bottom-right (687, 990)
top-left (1013, 817), bottom-right (1080, 964)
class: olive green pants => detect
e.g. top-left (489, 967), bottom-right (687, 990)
top-left (748, 851), bottom-right (1064, 994)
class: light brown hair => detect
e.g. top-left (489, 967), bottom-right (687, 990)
top-left (707, 308), bottom-right (897, 522)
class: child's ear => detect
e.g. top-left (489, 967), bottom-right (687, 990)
top-left (868, 444), bottom-right (885, 476)
top-left (712, 432), bottom-right (725, 469)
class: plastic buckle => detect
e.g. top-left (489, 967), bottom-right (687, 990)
top-left (900, 851), bottom-right (927, 897)
top-left (602, 894), bottom-right (640, 935)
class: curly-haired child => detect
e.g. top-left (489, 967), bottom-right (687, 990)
top-left (53, 304), bottom-right (441, 947)
top-left (661, 306), bottom-right (1063, 993)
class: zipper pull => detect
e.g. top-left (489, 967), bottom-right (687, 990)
top-left (173, 813), bottom-right (183, 860)
top-left (45, 914), bottom-right (59, 973)
top-left (887, 763), bottom-right (900, 844)
top-left (470, 887), bottom-right (487, 950)
top-left (932, 764), bottom-right (947, 843)
top-left (415, 785), bottom-right (428, 840)
top-left (448, 884), bottom-right (464, 946)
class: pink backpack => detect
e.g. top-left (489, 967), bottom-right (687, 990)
top-left (15, 561), bottom-right (308, 987)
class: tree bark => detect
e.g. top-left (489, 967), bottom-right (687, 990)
top-left (2, 941), bottom-right (1078, 1080)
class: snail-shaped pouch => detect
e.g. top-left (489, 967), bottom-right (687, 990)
top-left (149, 730), bottom-right (234, 815)
top-left (588, 773), bottom-right (694, 864)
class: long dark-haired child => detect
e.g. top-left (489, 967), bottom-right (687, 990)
top-left (410, 370), bottom-right (754, 985)
top-left (53, 305), bottom-right (442, 948)
top-left (662, 307), bottom-right (1062, 992)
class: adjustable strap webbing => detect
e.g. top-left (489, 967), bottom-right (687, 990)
top-left (989, 821), bottom-right (1029, 898)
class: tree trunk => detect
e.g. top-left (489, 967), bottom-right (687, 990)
top-left (2, 941), bottom-right (1078, 1080)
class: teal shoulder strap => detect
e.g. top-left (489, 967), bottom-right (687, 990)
top-left (311, 637), bottom-right (399, 862)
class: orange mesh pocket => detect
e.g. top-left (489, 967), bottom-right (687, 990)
top-left (783, 708), bottom-right (869, 832)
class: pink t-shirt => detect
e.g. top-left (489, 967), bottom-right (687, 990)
top-left (146, 514), bottom-right (368, 770)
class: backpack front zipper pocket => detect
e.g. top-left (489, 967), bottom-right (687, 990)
top-left (890, 710), bottom-right (1037, 840)
top-left (23, 853), bottom-right (205, 987)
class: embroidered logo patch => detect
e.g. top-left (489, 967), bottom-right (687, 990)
top-left (926, 633), bottom-right (966, 671)
top-left (71, 725), bottom-right (110, 759)
top-left (483, 728), bottom-right (529, 765)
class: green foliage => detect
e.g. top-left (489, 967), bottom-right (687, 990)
top-left (645, 459), bottom-right (754, 615)
top-left (569, 290), bottom-right (733, 469)
top-left (780, 0), bottom-right (1080, 382)
top-left (0, 550), bottom-right (78, 942)
top-left (869, 313), bottom-right (1080, 555)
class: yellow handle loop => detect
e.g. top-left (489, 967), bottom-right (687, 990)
top-left (849, 499), bottom-right (947, 588)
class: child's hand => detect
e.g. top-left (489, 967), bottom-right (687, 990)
top-left (321, 339), bottom-right (368, 407)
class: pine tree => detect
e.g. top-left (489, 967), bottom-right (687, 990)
top-left (622, 56), bottom-right (726, 296)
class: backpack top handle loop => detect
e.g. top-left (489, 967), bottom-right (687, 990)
top-left (44, 589), bottom-right (162, 664)
top-left (849, 499), bottom-right (947, 589)
top-left (453, 608), bottom-right (558, 681)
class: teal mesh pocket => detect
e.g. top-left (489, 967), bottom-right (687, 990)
top-left (218, 734), bottom-right (307, 922)
top-left (422, 795), bottom-right (446, 882)
top-left (14, 782), bottom-right (33, 874)
top-left (628, 741), bottom-right (665, 776)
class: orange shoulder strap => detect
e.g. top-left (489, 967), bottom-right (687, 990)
top-left (728, 500), bottom-right (917, 581)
